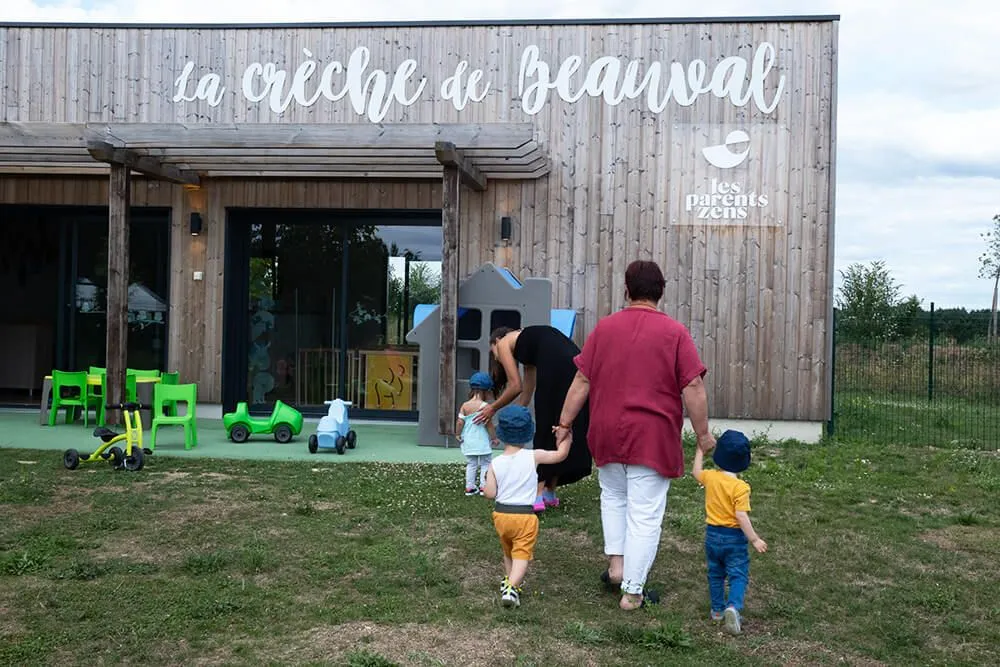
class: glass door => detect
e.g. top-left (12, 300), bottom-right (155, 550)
top-left (224, 209), bottom-right (441, 418)
top-left (245, 220), bottom-right (344, 410)
top-left (345, 222), bottom-right (442, 415)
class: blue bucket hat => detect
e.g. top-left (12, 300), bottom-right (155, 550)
top-left (713, 430), bottom-right (751, 473)
top-left (469, 371), bottom-right (493, 390)
top-left (496, 405), bottom-right (535, 445)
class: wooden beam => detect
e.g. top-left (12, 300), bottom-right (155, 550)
top-left (434, 141), bottom-right (487, 192)
top-left (105, 163), bottom-right (131, 427)
top-left (87, 140), bottom-right (200, 186)
top-left (438, 165), bottom-right (461, 436)
top-left (139, 141), bottom-right (541, 160)
top-left (89, 122), bottom-right (535, 150)
top-left (0, 122), bottom-right (86, 147)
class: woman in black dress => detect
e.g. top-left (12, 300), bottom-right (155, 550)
top-left (475, 325), bottom-right (592, 511)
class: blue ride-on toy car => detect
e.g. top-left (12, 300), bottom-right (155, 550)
top-left (308, 399), bottom-right (357, 455)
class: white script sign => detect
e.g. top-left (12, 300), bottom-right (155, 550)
top-left (172, 43), bottom-right (786, 122)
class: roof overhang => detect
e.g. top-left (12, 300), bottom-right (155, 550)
top-left (0, 122), bottom-right (550, 183)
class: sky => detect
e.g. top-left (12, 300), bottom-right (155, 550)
top-left (4, 0), bottom-right (999, 309)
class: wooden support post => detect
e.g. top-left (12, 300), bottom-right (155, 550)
top-left (439, 165), bottom-right (460, 436)
top-left (105, 163), bottom-right (131, 425)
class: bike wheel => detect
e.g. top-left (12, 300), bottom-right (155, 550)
top-left (63, 449), bottom-right (80, 470)
top-left (108, 446), bottom-right (124, 470)
top-left (124, 447), bottom-right (144, 472)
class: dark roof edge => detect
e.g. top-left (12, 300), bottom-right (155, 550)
top-left (0, 15), bottom-right (841, 30)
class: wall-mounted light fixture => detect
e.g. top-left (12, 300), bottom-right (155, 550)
top-left (500, 216), bottom-right (512, 242)
top-left (189, 212), bottom-right (203, 236)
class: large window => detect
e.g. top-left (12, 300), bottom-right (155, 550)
top-left (0, 206), bottom-right (170, 405)
top-left (224, 210), bottom-right (441, 417)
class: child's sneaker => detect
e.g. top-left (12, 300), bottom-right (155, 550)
top-left (501, 584), bottom-right (521, 608)
top-left (532, 496), bottom-right (546, 512)
top-left (542, 490), bottom-right (560, 508)
top-left (465, 487), bottom-right (479, 496)
top-left (723, 606), bottom-right (742, 634)
top-left (710, 610), bottom-right (724, 621)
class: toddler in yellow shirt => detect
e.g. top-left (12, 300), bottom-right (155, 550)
top-left (693, 430), bottom-right (767, 635)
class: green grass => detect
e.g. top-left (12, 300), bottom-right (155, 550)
top-left (833, 339), bottom-right (1000, 447)
top-left (2, 437), bottom-right (999, 666)
top-left (834, 390), bottom-right (999, 448)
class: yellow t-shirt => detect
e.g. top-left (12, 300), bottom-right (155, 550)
top-left (695, 469), bottom-right (751, 528)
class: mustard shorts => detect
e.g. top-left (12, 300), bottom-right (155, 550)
top-left (493, 511), bottom-right (539, 561)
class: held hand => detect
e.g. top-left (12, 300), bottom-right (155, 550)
top-left (752, 538), bottom-right (768, 553)
top-left (473, 404), bottom-right (494, 425)
top-left (696, 432), bottom-right (716, 453)
top-left (552, 424), bottom-right (573, 450)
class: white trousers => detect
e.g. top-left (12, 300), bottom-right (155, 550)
top-left (598, 463), bottom-right (671, 595)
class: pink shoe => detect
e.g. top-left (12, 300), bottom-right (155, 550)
top-left (533, 497), bottom-right (546, 512)
top-left (543, 492), bottom-right (560, 508)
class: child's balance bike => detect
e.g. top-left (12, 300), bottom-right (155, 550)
top-left (62, 402), bottom-right (152, 472)
top-left (308, 399), bottom-right (357, 455)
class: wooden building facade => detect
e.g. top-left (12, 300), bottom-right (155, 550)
top-left (0, 16), bottom-right (839, 434)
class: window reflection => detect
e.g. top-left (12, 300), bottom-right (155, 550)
top-left (245, 219), bottom-right (441, 413)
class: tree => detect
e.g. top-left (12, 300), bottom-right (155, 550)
top-left (979, 214), bottom-right (1000, 342)
top-left (836, 260), bottom-right (921, 343)
top-left (387, 260), bottom-right (441, 342)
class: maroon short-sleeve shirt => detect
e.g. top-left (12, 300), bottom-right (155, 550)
top-left (573, 308), bottom-right (707, 479)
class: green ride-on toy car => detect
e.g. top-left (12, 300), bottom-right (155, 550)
top-left (223, 400), bottom-right (304, 444)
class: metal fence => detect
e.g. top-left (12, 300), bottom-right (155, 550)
top-left (831, 304), bottom-right (1000, 448)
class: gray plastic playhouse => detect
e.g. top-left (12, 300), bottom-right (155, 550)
top-left (405, 263), bottom-right (577, 447)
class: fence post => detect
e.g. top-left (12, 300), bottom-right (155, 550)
top-left (928, 301), bottom-right (935, 402)
top-left (828, 307), bottom-right (837, 437)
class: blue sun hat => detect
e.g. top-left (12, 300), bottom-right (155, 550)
top-left (469, 371), bottom-right (493, 390)
top-left (713, 429), bottom-right (751, 473)
top-left (496, 405), bottom-right (535, 445)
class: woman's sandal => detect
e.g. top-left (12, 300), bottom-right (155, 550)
top-left (620, 588), bottom-right (661, 610)
top-left (601, 570), bottom-right (661, 606)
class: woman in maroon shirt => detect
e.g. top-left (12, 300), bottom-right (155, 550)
top-left (556, 260), bottom-right (716, 610)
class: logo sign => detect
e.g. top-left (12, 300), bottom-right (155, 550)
top-left (674, 124), bottom-right (785, 226)
top-left (702, 130), bottom-right (751, 169)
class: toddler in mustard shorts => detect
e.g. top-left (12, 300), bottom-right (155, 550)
top-left (482, 405), bottom-right (570, 608)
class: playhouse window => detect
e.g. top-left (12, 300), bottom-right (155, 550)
top-left (457, 347), bottom-right (481, 381)
top-left (490, 310), bottom-right (522, 332)
top-left (457, 308), bottom-right (482, 340)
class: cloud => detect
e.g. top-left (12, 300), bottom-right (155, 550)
top-left (2, 0), bottom-right (998, 308)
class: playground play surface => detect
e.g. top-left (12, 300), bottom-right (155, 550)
top-left (0, 409), bottom-right (463, 464)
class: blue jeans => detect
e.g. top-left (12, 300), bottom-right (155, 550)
top-left (705, 525), bottom-right (749, 613)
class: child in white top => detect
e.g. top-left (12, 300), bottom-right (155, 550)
top-left (455, 371), bottom-right (498, 496)
top-left (482, 404), bottom-right (570, 608)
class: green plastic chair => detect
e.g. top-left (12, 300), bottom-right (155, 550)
top-left (158, 371), bottom-right (180, 417)
top-left (127, 368), bottom-right (161, 378)
top-left (149, 383), bottom-right (198, 450)
top-left (87, 367), bottom-right (106, 421)
top-left (49, 370), bottom-right (89, 427)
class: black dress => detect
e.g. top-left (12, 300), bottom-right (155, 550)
top-left (512, 325), bottom-right (592, 486)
